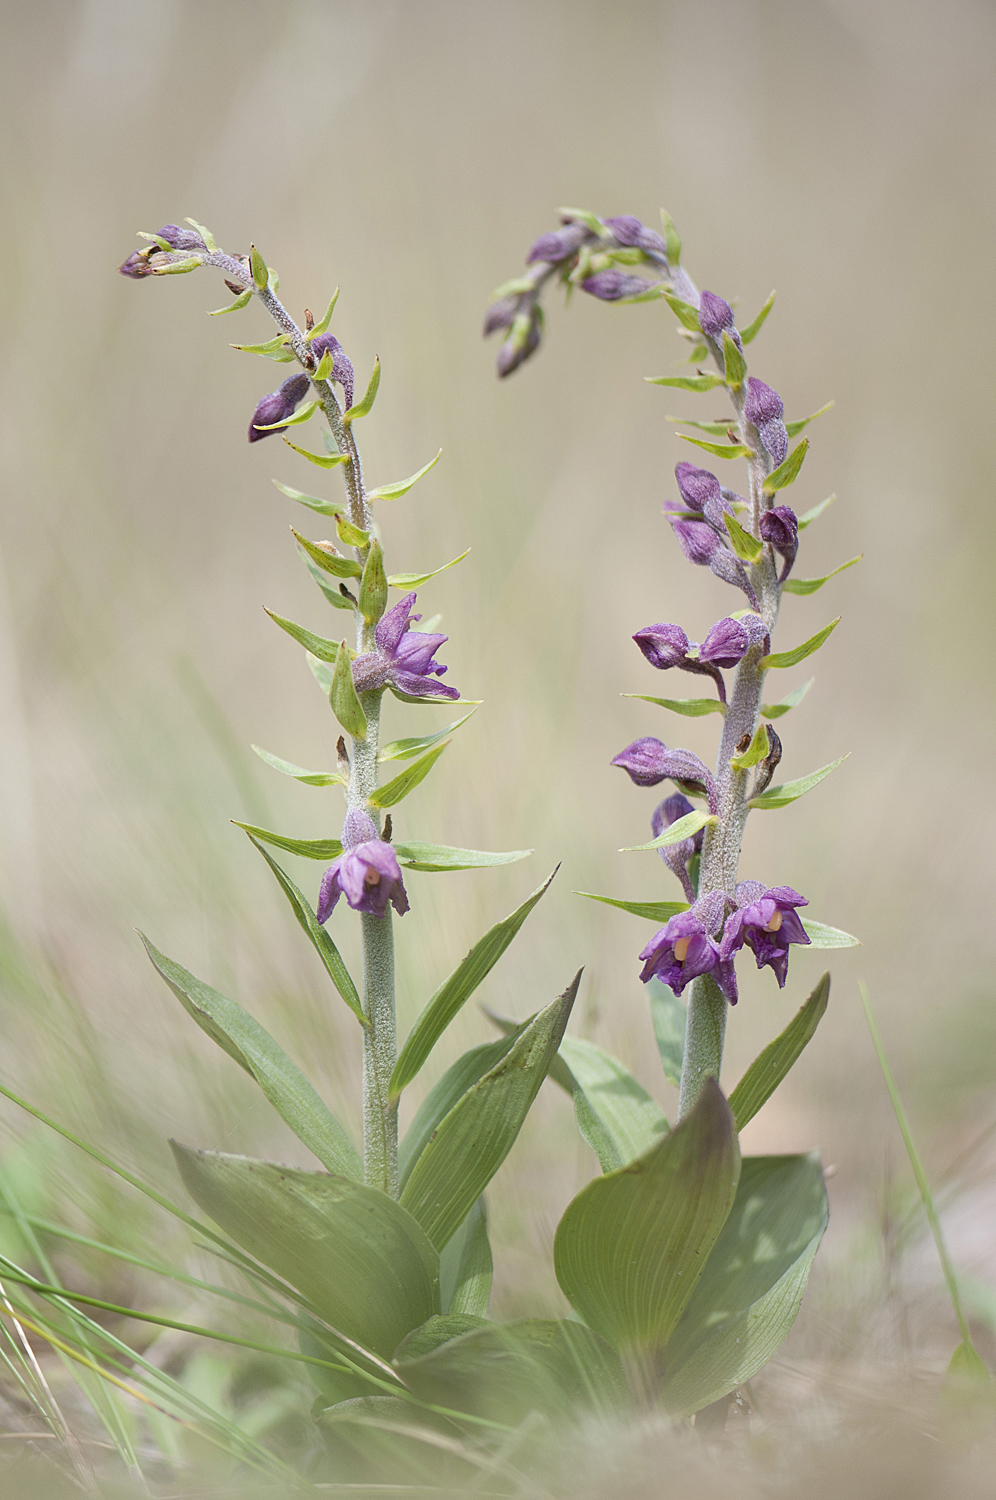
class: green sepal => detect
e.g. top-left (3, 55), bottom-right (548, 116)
top-left (560, 1037), bottom-right (669, 1173)
top-left (252, 399), bottom-right (320, 433)
top-left (724, 512), bottom-right (763, 563)
top-left (660, 208), bottom-right (681, 264)
top-left (330, 641), bottom-right (368, 740)
top-left (645, 372), bottom-right (724, 391)
top-left (290, 531), bottom-right (363, 579)
top-left (663, 292), bottom-right (701, 331)
top-left (282, 439), bottom-right (350, 469)
top-left (762, 437), bottom-right (809, 494)
top-left (367, 741), bottom-right (448, 810)
top-left (390, 869), bottom-right (557, 1099)
top-left (575, 892), bottom-right (689, 923)
top-left (785, 400), bottom-right (834, 438)
top-left (388, 549), bottom-right (471, 589)
top-left (368, 449), bottom-right (442, 501)
top-left (153, 255), bottom-right (203, 275)
top-left (264, 609), bottom-right (343, 662)
top-left (648, 980), bottom-right (685, 1089)
top-left (273, 479), bottom-right (346, 517)
top-left (379, 709), bottom-right (477, 762)
top-left (622, 693), bottom-right (725, 718)
top-left (305, 288), bottom-right (340, 341)
top-left (342, 358), bottom-right (380, 425)
top-left (749, 754), bottom-right (849, 810)
top-left (729, 975), bottom-right (829, 1131)
top-left (232, 823), bottom-right (340, 861)
top-left (184, 217), bottom-right (217, 251)
top-left (621, 810), bottom-right (717, 853)
top-left (782, 555), bottom-right (862, 595)
top-left (678, 434), bottom-right (751, 460)
top-left (249, 243), bottom-right (268, 290)
top-left (801, 918), bottom-right (860, 948)
top-left (251, 745), bottom-right (345, 787)
top-left (739, 291), bottom-right (776, 345)
top-left (798, 494), bottom-right (835, 528)
top-left (246, 835), bottom-right (366, 1027)
top-left (760, 617), bottom-right (839, 669)
top-left (761, 678), bottom-right (814, 718)
top-left (729, 723), bottom-right (769, 770)
top-left (140, 936), bottom-right (361, 1180)
top-left (335, 514), bottom-right (370, 549)
top-left (722, 331), bottom-right (746, 389)
top-left (392, 843), bottom-right (532, 873)
top-left (557, 205), bottom-right (604, 234)
top-left (358, 539), bottom-right (387, 624)
top-left (209, 290), bottom-right (252, 316)
top-left (231, 332), bottom-right (293, 358)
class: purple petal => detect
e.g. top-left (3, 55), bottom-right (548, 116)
top-left (389, 669), bottom-right (460, 700)
top-left (375, 593), bottom-right (418, 655)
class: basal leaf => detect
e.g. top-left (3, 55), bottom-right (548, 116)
top-left (801, 918), bottom-right (860, 948)
top-left (379, 709), bottom-right (477, 761)
top-left (648, 979), bottom-right (686, 1089)
top-left (367, 741), bottom-right (449, 810)
top-left (749, 754), bottom-right (848, 810)
top-left (272, 479), bottom-right (346, 517)
top-left (390, 871), bottom-right (556, 1098)
top-left (399, 1032), bottom-right (523, 1190)
top-left (438, 1198), bottom-right (492, 1317)
top-left (729, 974), bottom-right (829, 1131)
top-left (782, 555), bottom-right (862, 595)
top-left (760, 617), bottom-right (839, 670)
top-left (392, 842), bottom-right (533, 873)
top-left (622, 693), bottom-right (725, 718)
top-left (761, 678), bottom-right (814, 719)
top-left (141, 937), bottom-right (361, 1180)
top-left (251, 745), bottom-right (344, 787)
top-left (387, 548), bottom-right (471, 589)
top-left (621, 810), bottom-right (717, 853)
top-left (560, 1037), bottom-right (668, 1173)
top-left (232, 822), bottom-right (341, 861)
top-left (368, 449), bottom-right (442, 501)
top-left (575, 892), bottom-right (689, 922)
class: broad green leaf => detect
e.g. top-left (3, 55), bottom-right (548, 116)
top-left (729, 723), bottom-right (769, 770)
top-left (621, 810), bottom-right (717, 853)
top-left (249, 244), bottom-right (268, 290)
top-left (678, 435), bottom-right (751, 460)
top-left (336, 514), bottom-right (370, 548)
top-left (231, 333), bottom-right (292, 357)
top-left (749, 754), bottom-right (848, 810)
top-left (265, 610), bottom-right (341, 662)
top-left (253, 400), bottom-right (320, 433)
top-left (251, 745), bottom-right (344, 787)
top-left (645, 373), bottom-right (724, 392)
top-left (399, 1032), bottom-right (523, 1189)
top-left (798, 493), bottom-right (835, 528)
top-left (368, 741), bottom-right (448, 810)
top-left (393, 1313), bottom-right (488, 1363)
top-left (358, 539), bottom-right (387, 624)
top-left (331, 641), bottom-right (367, 740)
top-left (658, 1153), bottom-right (828, 1416)
top-left (782, 555), bottom-right (862, 595)
top-left (724, 512), bottom-right (763, 563)
top-left (739, 290), bottom-right (776, 345)
top-left (392, 841), bottom-right (532, 873)
top-left (246, 836), bottom-right (365, 1027)
top-left (761, 678), bottom-right (813, 719)
top-left (722, 331), bottom-right (746, 389)
top-left (232, 822), bottom-right (340, 861)
top-left (368, 449), bottom-right (442, 501)
top-left (273, 479), bottom-right (346, 517)
top-left (660, 208), bottom-right (681, 263)
top-left (575, 892), bottom-right (689, 922)
top-left (300, 552), bottom-right (356, 611)
top-left (760, 617), bottom-right (839, 670)
top-left (438, 1198), bottom-right (492, 1317)
top-left (648, 979), bottom-right (685, 1089)
top-left (560, 1036), bottom-right (668, 1173)
top-left (663, 293), bottom-right (701, 331)
top-left (762, 437), bottom-right (809, 495)
top-left (209, 290), bottom-right (252, 315)
top-left (342, 358), bottom-right (380, 424)
top-left (379, 709), bottom-right (477, 761)
top-left (290, 530), bottom-right (363, 579)
top-left (400, 975), bottom-right (580, 1248)
top-left (729, 974), bottom-right (829, 1131)
top-left (140, 936), bottom-right (360, 1180)
top-left (304, 288), bottom-right (339, 340)
top-left (390, 871), bottom-right (556, 1097)
top-left (171, 1148), bottom-right (438, 1359)
top-left (623, 693), bottom-right (725, 718)
top-left (387, 548), bottom-right (471, 590)
top-left (283, 438), bottom-right (350, 469)
top-left (395, 1318), bottom-right (624, 1426)
top-left (801, 918), bottom-right (860, 948)
top-left (553, 1079), bottom-right (739, 1353)
top-left (785, 400), bottom-right (834, 438)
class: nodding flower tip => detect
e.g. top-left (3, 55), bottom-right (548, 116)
top-left (248, 374), bottom-right (310, 443)
top-left (317, 809), bottom-right (409, 922)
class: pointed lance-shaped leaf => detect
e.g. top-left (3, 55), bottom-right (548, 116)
top-left (724, 512), bottom-right (763, 563)
top-left (367, 740), bottom-right (449, 810)
top-left (663, 292), bottom-right (702, 331)
top-left (249, 243), bottom-right (268, 290)
top-left (666, 416), bottom-right (739, 437)
top-left (209, 289), bottom-right (253, 315)
top-left (660, 208), bottom-right (681, 264)
top-left (739, 290), bottom-right (776, 346)
top-left (645, 372), bottom-right (725, 391)
top-left (762, 437), bottom-right (809, 495)
top-left (330, 641), bottom-right (367, 740)
top-left (760, 618), bottom-right (839, 670)
top-left (183, 217), bottom-right (216, 251)
top-left (264, 610), bottom-right (342, 661)
top-left (379, 709), bottom-right (477, 762)
top-left (782, 556), bottom-right (862, 595)
top-left (749, 753), bottom-right (849, 810)
top-left (140, 935), bottom-right (361, 1179)
top-left (678, 435), bottom-right (752, 460)
top-left (800, 918), bottom-right (860, 948)
top-left (622, 694), bottom-right (726, 718)
top-left (232, 822), bottom-right (341, 861)
top-left (305, 288), bottom-right (340, 341)
top-left (400, 1030), bottom-right (525, 1188)
top-left (722, 331), bottom-right (746, 390)
top-left (231, 333), bottom-right (293, 357)
top-left (785, 400), bottom-right (834, 438)
top-left (729, 974), bottom-right (829, 1131)
top-left (621, 809), bottom-right (717, 853)
top-left (798, 494), bottom-right (835, 529)
top-left (575, 892), bottom-right (689, 923)
top-left (272, 480), bottom-right (346, 518)
top-left (311, 348), bottom-right (335, 382)
top-left (761, 678), bottom-right (814, 719)
top-left (392, 842), bottom-right (532, 873)
top-left (252, 400), bottom-right (320, 433)
top-left (153, 255), bottom-right (203, 275)
top-left (730, 723), bottom-right (770, 770)
top-left (299, 551), bottom-right (356, 610)
top-left (335, 514), bottom-right (370, 549)
top-left (560, 1036), bottom-right (669, 1174)
top-left (390, 870), bottom-right (557, 1099)
top-left (342, 357), bottom-right (380, 424)
top-left (289, 531), bottom-right (362, 578)
top-left (368, 449), bottom-right (442, 501)
top-left (282, 438), bottom-right (350, 469)
top-left (388, 548), bottom-right (471, 589)
top-left (251, 745), bottom-right (345, 787)
top-left (358, 538), bottom-right (387, 624)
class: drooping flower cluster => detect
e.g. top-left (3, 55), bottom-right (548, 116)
top-left (318, 809), bottom-right (409, 923)
top-left (351, 593), bottom-right (459, 700)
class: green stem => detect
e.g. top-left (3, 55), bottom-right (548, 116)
top-left (677, 974), bottom-right (728, 1118)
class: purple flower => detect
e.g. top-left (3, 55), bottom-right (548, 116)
top-left (672, 518), bottom-right (721, 566)
top-left (698, 290), bottom-right (742, 353)
top-left (351, 592), bottom-right (459, 700)
top-left (118, 224), bottom-right (207, 279)
top-left (580, 269), bottom-right (652, 301)
top-left (652, 792), bottom-right (702, 901)
top-left (720, 882), bottom-right (810, 988)
top-left (744, 378), bottom-right (788, 467)
top-left (698, 616), bottom-right (749, 669)
top-left (483, 297), bottom-right (518, 335)
top-left (248, 374), bottom-right (311, 443)
top-left (674, 462), bottom-right (722, 513)
top-left (611, 737), bottom-right (716, 808)
top-left (759, 505), bottom-right (799, 580)
top-left (496, 308), bottom-right (541, 378)
top-left (633, 622), bottom-right (690, 670)
top-left (318, 809), bottom-right (409, 922)
top-left (638, 903), bottom-right (738, 1003)
top-left (526, 224), bottom-right (588, 265)
top-left (604, 216), bottom-right (669, 257)
top-left (309, 333), bottom-right (354, 410)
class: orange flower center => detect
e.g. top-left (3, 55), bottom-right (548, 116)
top-left (764, 910), bottom-right (783, 933)
top-left (365, 869), bottom-right (382, 887)
top-left (673, 936), bottom-right (691, 962)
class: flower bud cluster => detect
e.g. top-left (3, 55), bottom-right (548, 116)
top-left (118, 224), bottom-right (207, 279)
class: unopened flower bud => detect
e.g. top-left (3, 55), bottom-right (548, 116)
top-left (759, 504), bottom-right (799, 580)
top-left (496, 308), bottom-right (541, 378)
top-left (483, 297), bottom-right (518, 336)
top-left (604, 216), bottom-right (669, 257)
top-left (157, 224), bottom-right (207, 252)
top-left (674, 462), bottom-right (721, 513)
top-left (309, 332), bottom-right (354, 410)
top-left (580, 269), bottom-right (651, 301)
top-left (651, 791), bottom-right (702, 900)
top-left (248, 373), bottom-right (310, 443)
top-left (671, 518), bottom-right (720, 566)
top-left (611, 737), bottom-right (715, 806)
top-left (633, 623), bottom-right (690, 670)
top-left (705, 545), bottom-right (761, 610)
top-left (744, 377), bottom-right (788, 466)
top-left (698, 290), bottom-right (741, 350)
top-left (526, 223), bottom-right (588, 265)
top-left (698, 616), bottom-right (749, 668)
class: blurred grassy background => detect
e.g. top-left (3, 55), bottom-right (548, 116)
top-left (0, 0), bottom-right (995, 1472)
